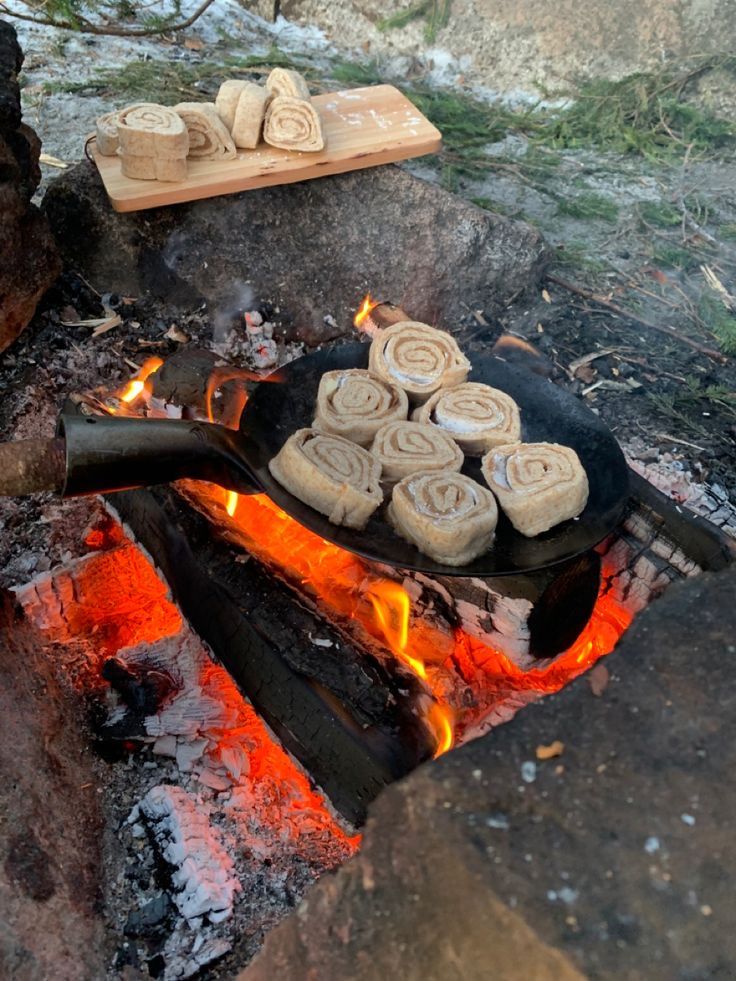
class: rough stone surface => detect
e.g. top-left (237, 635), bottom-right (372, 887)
top-left (254, 0), bottom-right (736, 94)
top-left (0, 20), bottom-right (61, 353)
top-left (242, 566), bottom-right (736, 981)
top-left (0, 592), bottom-right (110, 979)
top-left (43, 162), bottom-right (548, 344)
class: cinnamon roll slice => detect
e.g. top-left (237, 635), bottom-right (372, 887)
top-left (174, 102), bottom-right (236, 160)
top-left (265, 67), bottom-right (311, 101)
top-left (369, 321), bottom-right (471, 403)
top-left (116, 103), bottom-right (189, 159)
top-left (413, 382), bottom-right (521, 455)
top-left (481, 442), bottom-right (589, 537)
top-left (313, 369), bottom-right (408, 447)
top-left (388, 471), bottom-right (498, 566)
top-left (96, 107), bottom-right (135, 156)
top-left (263, 95), bottom-right (324, 152)
top-left (230, 83), bottom-right (269, 149)
top-left (269, 428), bottom-right (383, 530)
top-left (371, 421), bottom-right (463, 485)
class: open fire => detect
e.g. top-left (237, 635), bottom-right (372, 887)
top-left (99, 300), bottom-right (636, 767)
top-left (5, 289), bottom-right (727, 980)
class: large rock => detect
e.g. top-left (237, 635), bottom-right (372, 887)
top-left (242, 565), bottom-right (736, 980)
top-left (0, 20), bottom-right (61, 353)
top-left (253, 1), bottom-right (736, 95)
top-left (43, 162), bottom-right (547, 343)
top-left (0, 592), bottom-right (110, 978)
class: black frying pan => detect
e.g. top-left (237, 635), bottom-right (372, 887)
top-left (11, 342), bottom-right (629, 577)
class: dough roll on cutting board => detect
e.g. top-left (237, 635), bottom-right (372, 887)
top-left (174, 102), bottom-right (236, 160)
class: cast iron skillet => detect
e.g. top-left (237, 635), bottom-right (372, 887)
top-left (59, 342), bottom-right (629, 577)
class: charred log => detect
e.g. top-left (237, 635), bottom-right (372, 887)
top-left (106, 483), bottom-right (433, 825)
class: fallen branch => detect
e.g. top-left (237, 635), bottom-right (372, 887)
top-left (545, 273), bottom-right (728, 364)
top-left (0, 0), bottom-right (216, 37)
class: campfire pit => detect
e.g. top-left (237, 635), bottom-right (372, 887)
top-left (2, 129), bottom-right (735, 977)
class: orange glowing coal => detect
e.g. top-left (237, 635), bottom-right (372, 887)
top-left (119, 357), bottom-right (164, 404)
top-left (354, 294), bottom-right (379, 330)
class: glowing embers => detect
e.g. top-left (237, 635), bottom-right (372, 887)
top-left (15, 531), bottom-right (359, 856)
top-left (177, 481), bottom-right (632, 749)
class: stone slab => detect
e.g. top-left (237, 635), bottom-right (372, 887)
top-left (243, 566), bottom-right (736, 980)
top-left (43, 162), bottom-right (548, 345)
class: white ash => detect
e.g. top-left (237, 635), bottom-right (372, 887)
top-left (626, 446), bottom-right (736, 539)
top-left (211, 309), bottom-right (293, 371)
top-left (134, 785), bottom-right (241, 926)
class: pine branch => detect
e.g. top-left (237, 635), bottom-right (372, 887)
top-left (0, 0), bottom-right (217, 36)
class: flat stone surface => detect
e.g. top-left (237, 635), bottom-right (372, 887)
top-left (43, 162), bottom-right (548, 345)
top-left (243, 565), bottom-right (736, 980)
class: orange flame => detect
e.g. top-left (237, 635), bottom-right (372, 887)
top-left (428, 703), bottom-right (455, 758)
top-left (204, 367), bottom-right (283, 427)
top-left (354, 294), bottom-right (379, 329)
top-left (226, 490), bottom-right (239, 517)
top-left (119, 357), bottom-right (164, 404)
top-left (366, 580), bottom-right (455, 756)
top-left (367, 582), bottom-right (425, 679)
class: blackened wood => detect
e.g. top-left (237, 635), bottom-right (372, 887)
top-left (0, 437), bottom-right (65, 495)
top-left (106, 485), bottom-right (432, 825)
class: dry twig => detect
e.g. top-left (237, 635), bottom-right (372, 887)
top-left (545, 273), bottom-right (728, 364)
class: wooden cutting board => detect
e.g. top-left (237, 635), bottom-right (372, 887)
top-left (93, 84), bottom-right (441, 213)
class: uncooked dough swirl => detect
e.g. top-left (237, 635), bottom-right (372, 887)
top-left (371, 421), bottom-right (463, 484)
top-left (268, 428), bottom-right (382, 530)
top-left (369, 321), bottom-right (471, 402)
top-left (481, 442), bottom-right (589, 537)
top-left (313, 369), bottom-right (408, 447)
top-left (414, 382), bottom-right (521, 455)
top-left (388, 470), bottom-right (498, 566)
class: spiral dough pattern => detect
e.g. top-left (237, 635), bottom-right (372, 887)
top-left (388, 470), bottom-right (498, 566)
top-left (369, 321), bottom-right (471, 402)
top-left (313, 370), bottom-right (408, 447)
top-left (174, 103), bottom-right (236, 160)
top-left (269, 428), bottom-right (382, 530)
top-left (116, 103), bottom-right (189, 161)
top-left (414, 382), bottom-right (521, 455)
top-left (371, 421), bottom-right (463, 484)
top-left (481, 442), bottom-right (589, 538)
top-left (263, 96), bottom-right (324, 152)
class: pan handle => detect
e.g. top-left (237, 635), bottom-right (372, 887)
top-left (58, 414), bottom-right (262, 498)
